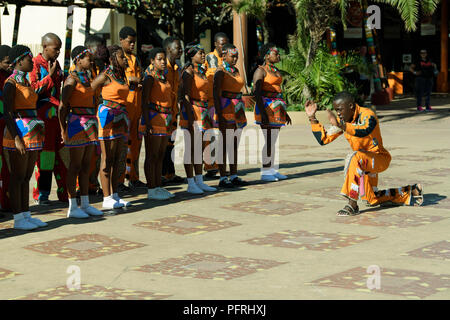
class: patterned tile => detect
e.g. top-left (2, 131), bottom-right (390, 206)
top-left (134, 214), bottom-right (241, 235)
top-left (222, 198), bottom-right (322, 216)
top-left (426, 149), bottom-right (450, 154)
top-left (135, 252), bottom-right (286, 280)
top-left (307, 267), bottom-right (450, 299)
top-left (415, 168), bottom-right (450, 178)
top-left (24, 234), bottom-right (146, 261)
top-left (297, 187), bottom-right (344, 200)
top-left (13, 284), bottom-right (171, 300)
top-left (0, 268), bottom-right (21, 281)
top-left (394, 155), bottom-right (444, 162)
top-left (405, 241), bottom-right (450, 261)
top-left (378, 178), bottom-right (439, 188)
top-left (177, 192), bottom-right (231, 202)
top-left (243, 230), bottom-right (376, 251)
top-left (250, 180), bottom-right (295, 190)
top-left (334, 212), bottom-right (446, 228)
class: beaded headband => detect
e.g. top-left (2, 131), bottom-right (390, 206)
top-left (223, 47), bottom-right (238, 55)
top-left (187, 44), bottom-right (204, 55)
top-left (12, 51), bottom-right (33, 65)
top-left (73, 48), bottom-right (92, 62)
top-left (265, 47), bottom-right (279, 56)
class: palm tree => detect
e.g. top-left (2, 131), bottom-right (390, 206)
top-left (292, 0), bottom-right (441, 68)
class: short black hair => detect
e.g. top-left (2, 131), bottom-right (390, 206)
top-left (257, 42), bottom-right (276, 65)
top-left (71, 45), bottom-right (88, 61)
top-left (119, 26), bottom-right (137, 40)
top-left (162, 36), bottom-right (180, 50)
top-left (84, 35), bottom-right (103, 48)
top-left (9, 45), bottom-right (31, 65)
top-left (214, 32), bottom-right (229, 43)
top-left (0, 45), bottom-right (11, 60)
top-left (333, 91), bottom-right (355, 104)
top-left (149, 47), bottom-right (165, 61)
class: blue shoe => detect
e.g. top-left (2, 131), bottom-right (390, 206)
top-left (261, 175), bottom-right (278, 182)
top-left (274, 172), bottom-right (287, 180)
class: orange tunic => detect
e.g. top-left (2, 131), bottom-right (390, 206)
top-left (124, 52), bottom-right (142, 118)
top-left (215, 68), bottom-right (246, 128)
top-left (205, 50), bottom-right (222, 107)
top-left (3, 78), bottom-right (45, 150)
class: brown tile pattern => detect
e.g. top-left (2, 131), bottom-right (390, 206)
top-left (222, 198), bottom-right (322, 216)
top-left (406, 241), bottom-right (450, 261)
top-left (251, 180), bottom-right (295, 190)
top-left (243, 230), bottom-right (376, 251)
top-left (297, 187), bottom-right (344, 200)
top-left (135, 252), bottom-right (286, 280)
top-left (13, 284), bottom-right (171, 300)
top-left (0, 268), bottom-right (21, 281)
top-left (307, 267), bottom-right (450, 299)
top-left (334, 212), bottom-right (446, 228)
top-left (134, 214), bottom-right (241, 235)
top-left (394, 155), bottom-right (444, 162)
top-left (415, 168), bottom-right (450, 177)
top-left (24, 234), bottom-right (146, 261)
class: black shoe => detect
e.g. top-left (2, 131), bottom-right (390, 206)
top-left (117, 183), bottom-right (132, 193)
top-left (218, 178), bottom-right (235, 188)
top-left (205, 170), bottom-right (219, 178)
top-left (34, 199), bottom-right (51, 206)
top-left (230, 177), bottom-right (249, 186)
top-left (128, 180), bottom-right (147, 189)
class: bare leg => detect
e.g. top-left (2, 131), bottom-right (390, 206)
top-left (79, 145), bottom-right (95, 196)
top-left (22, 151), bottom-right (38, 212)
top-left (67, 147), bottom-right (85, 198)
top-left (6, 150), bottom-right (28, 214)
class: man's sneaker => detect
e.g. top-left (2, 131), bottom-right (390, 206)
top-left (417, 106), bottom-right (424, 112)
top-left (82, 206), bottom-right (104, 216)
top-left (129, 180), bottom-right (147, 189)
top-left (35, 199), bottom-right (51, 206)
top-left (157, 187), bottom-right (175, 198)
top-left (67, 208), bottom-right (90, 219)
top-left (218, 178), bottom-right (235, 188)
top-left (187, 183), bottom-right (204, 194)
top-left (196, 182), bottom-right (217, 192)
top-left (148, 188), bottom-right (171, 200)
top-left (230, 177), bottom-right (249, 186)
top-left (117, 183), bottom-right (131, 193)
top-left (261, 175), bottom-right (278, 182)
top-left (14, 213), bottom-right (38, 230)
top-left (23, 212), bottom-right (48, 227)
top-left (274, 172), bottom-right (288, 180)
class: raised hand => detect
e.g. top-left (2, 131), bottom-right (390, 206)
top-left (327, 110), bottom-right (339, 127)
top-left (49, 60), bottom-right (58, 77)
top-left (304, 100), bottom-right (317, 118)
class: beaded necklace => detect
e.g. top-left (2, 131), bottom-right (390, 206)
top-left (223, 61), bottom-right (237, 74)
top-left (106, 66), bottom-right (126, 85)
top-left (152, 68), bottom-right (168, 82)
top-left (74, 70), bottom-right (90, 86)
top-left (10, 69), bottom-right (28, 86)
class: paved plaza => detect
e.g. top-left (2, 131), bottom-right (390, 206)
top-left (0, 97), bottom-right (449, 300)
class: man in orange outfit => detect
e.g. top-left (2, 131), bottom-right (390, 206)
top-left (118, 26), bottom-right (146, 192)
top-left (204, 32), bottom-right (229, 178)
top-left (305, 92), bottom-right (423, 216)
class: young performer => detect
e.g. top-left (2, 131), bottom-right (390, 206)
top-left (59, 46), bottom-right (103, 218)
top-left (204, 32), bottom-right (229, 178)
top-left (161, 37), bottom-right (184, 184)
top-left (29, 33), bottom-right (68, 205)
top-left (180, 43), bottom-right (217, 194)
top-left (140, 48), bottom-right (175, 200)
top-left (118, 26), bottom-right (145, 191)
top-left (91, 45), bottom-right (131, 209)
top-left (213, 43), bottom-right (248, 188)
top-left (253, 43), bottom-right (291, 182)
top-left (3, 45), bottom-right (46, 230)
top-left (0, 45), bottom-right (12, 214)
top-left (305, 92), bottom-right (423, 216)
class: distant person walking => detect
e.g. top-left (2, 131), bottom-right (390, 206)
top-left (410, 49), bottom-right (437, 112)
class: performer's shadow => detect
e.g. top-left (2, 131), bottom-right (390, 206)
top-left (421, 193), bottom-right (447, 207)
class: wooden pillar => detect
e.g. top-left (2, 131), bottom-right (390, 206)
top-left (12, 4), bottom-right (22, 46)
top-left (233, 10), bottom-right (248, 89)
top-left (183, 0), bottom-right (194, 44)
top-left (438, 0), bottom-right (448, 92)
top-left (85, 5), bottom-right (92, 36)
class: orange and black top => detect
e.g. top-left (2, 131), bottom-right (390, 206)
top-left (101, 68), bottom-right (129, 107)
top-left (311, 104), bottom-right (388, 155)
top-left (190, 72), bottom-right (209, 104)
top-left (146, 68), bottom-right (173, 114)
top-left (8, 77), bottom-right (38, 112)
top-left (261, 64), bottom-right (282, 95)
top-left (221, 69), bottom-right (244, 98)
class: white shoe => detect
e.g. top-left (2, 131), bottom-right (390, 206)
top-left (67, 207), bottom-right (90, 219)
top-left (14, 213), bottom-right (38, 230)
top-left (82, 206), bottom-right (104, 216)
top-left (148, 188), bottom-right (171, 200)
top-left (274, 172), bottom-right (287, 180)
top-left (261, 174), bottom-right (279, 182)
top-left (157, 187), bottom-right (175, 198)
top-left (102, 197), bottom-right (124, 209)
top-left (187, 183), bottom-right (204, 194)
top-left (112, 194), bottom-right (131, 207)
top-left (23, 211), bottom-right (48, 227)
top-left (196, 182), bottom-right (217, 192)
